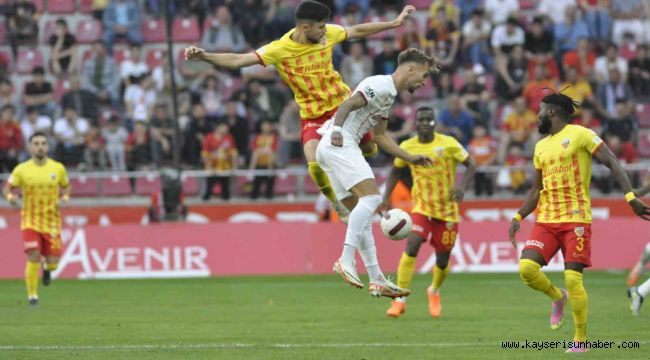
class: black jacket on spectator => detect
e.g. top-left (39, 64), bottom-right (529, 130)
top-left (604, 117), bottom-right (637, 143)
top-left (182, 116), bottom-right (213, 166)
top-left (62, 89), bottom-right (98, 123)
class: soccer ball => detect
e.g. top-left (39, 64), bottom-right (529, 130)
top-left (380, 209), bottom-right (413, 241)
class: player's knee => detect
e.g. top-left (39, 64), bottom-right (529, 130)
top-left (26, 250), bottom-right (41, 262)
top-left (45, 262), bottom-right (58, 271)
top-left (436, 253), bottom-right (451, 269)
top-left (564, 270), bottom-right (584, 294)
top-left (405, 235), bottom-right (424, 257)
top-left (519, 260), bottom-right (540, 285)
top-left (358, 194), bottom-right (381, 210)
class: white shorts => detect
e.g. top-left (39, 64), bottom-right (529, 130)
top-left (316, 128), bottom-right (375, 200)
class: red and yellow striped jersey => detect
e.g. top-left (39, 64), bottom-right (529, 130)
top-left (533, 124), bottom-right (604, 223)
top-left (8, 159), bottom-right (68, 235)
top-left (394, 133), bottom-right (469, 222)
top-left (255, 24), bottom-right (350, 120)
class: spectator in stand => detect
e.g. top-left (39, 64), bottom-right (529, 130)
top-left (150, 103), bottom-right (174, 167)
top-left (23, 67), bottom-right (56, 118)
top-left (179, 54), bottom-right (216, 91)
top-left (459, 67), bottom-right (490, 127)
top-left (20, 107), bottom-right (52, 146)
top-left (249, 119), bottom-right (278, 200)
top-left (571, 102), bottom-right (603, 134)
top-left (92, 0), bottom-right (109, 21)
top-left (199, 74), bottom-right (225, 120)
top-left (230, 0), bottom-right (266, 47)
top-left (102, 116), bottom-right (129, 171)
top-left (629, 44), bottom-right (650, 100)
top-left (522, 63), bottom-right (556, 113)
top-left (102, 0), bottom-right (142, 53)
top-left (84, 126), bottom-right (107, 170)
top-left (439, 94), bottom-right (475, 147)
top-left (120, 44), bottom-right (150, 86)
top-left (457, 0), bottom-right (482, 26)
top-left (125, 122), bottom-right (153, 170)
top-left (48, 18), bottom-right (78, 77)
top-left (429, 0), bottom-right (460, 27)
top-left (341, 42), bottom-right (373, 89)
top-left (183, 103), bottom-right (213, 166)
top-left (397, 17), bottom-right (426, 51)
top-left (602, 98), bottom-right (638, 144)
top-left (202, 122), bottom-right (237, 201)
top-left (537, 0), bottom-right (577, 25)
top-left (336, 0), bottom-right (370, 19)
top-left (373, 37), bottom-right (399, 75)
top-left (491, 16), bottom-right (525, 58)
top-left (495, 45), bottom-right (528, 101)
top-left (81, 42), bottom-right (120, 105)
top-left (277, 101), bottom-right (301, 167)
top-left (0, 79), bottom-right (20, 114)
top-left (498, 96), bottom-right (537, 163)
top-left (61, 75), bottom-right (99, 122)
top-left (594, 42), bottom-right (628, 83)
top-left (562, 37), bottom-right (596, 79)
top-left (559, 66), bottom-right (593, 115)
top-left (505, 143), bottom-right (529, 195)
top-left (595, 68), bottom-right (634, 119)
top-left (6, 0), bottom-right (39, 58)
top-left (579, 0), bottom-right (611, 42)
top-left (525, 16), bottom-right (558, 80)
top-left (386, 113), bottom-right (410, 144)
top-left (611, 0), bottom-right (646, 45)
top-left (425, 7), bottom-right (460, 70)
top-left (468, 124), bottom-right (496, 196)
top-left (554, 5), bottom-right (589, 63)
top-left (0, 105), bottom-right (23, 173)
top-left (484, 0), bottom-right (519, 25)
top-left (124, 73), bottom-right (157, 124)
top-left (462, 8), bottom-right (493, 70)
top-left (238, 79), bottom-right (287, 124)
top-left (219, 100), bottom-right (250, 162)
top-left (433, 71), bottom-right (455, 100)
top-left (597, 134), bottom-right (639, 193)
top-left (53, 106), bottom-right (89, 167)
top-left (267, 0), bottom-right (296, 40)
top-left (201, 6), bottom-right (248, 53)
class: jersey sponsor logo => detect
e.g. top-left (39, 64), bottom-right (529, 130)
top-left (574, 227), bottom-right (585, 237)
top-left (525, 239), bottom-right (544, 249)
top-left (363, 86), bottom-right (376, 99)
top-left (561, 139), bottom-right (570, 149)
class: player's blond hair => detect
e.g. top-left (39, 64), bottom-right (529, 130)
top-left (397, 48), bottom-right (441, 74)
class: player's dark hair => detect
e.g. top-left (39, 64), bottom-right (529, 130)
top-left (295, 1), bottom-right (331, 23)
top-left (29, 131), bottom-right (48, 142)
top-left (397, 48), bottom-right (440, 74)
top-left (541, 92), bottom-right (579, 121)
top-left (416, 106), bottom-right (434, 115)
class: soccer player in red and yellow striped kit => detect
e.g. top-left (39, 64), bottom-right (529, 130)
top-left (185, 1), bottom-right (416, 219)
top-left (3, 132), bottom-right (70, 306)
top-left (508, 93), bottom-right (650, 353)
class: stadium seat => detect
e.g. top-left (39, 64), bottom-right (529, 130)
top-left (620, 43), bottom-right (638, 61)
top-left (407, 0), bottom-right (432, 10)
top-left (638, 131), bottom-right (650, 158)
top-left (0, 49), bottom-right (12, 74)
top-left (638, 103), bottom-right (650, 129)
top-left (47, 0), bottom-right (75, 14)
top-left (15, 49), bottom-right (44, 75)
top-left (41, 20), bottom-right (56, 44)
top-left (76, 19), bottom-right (103, 44)
top-left (172, 17), bottom-right (201, 42)
top-left (79, 0), bottom-right (94, 13)
top-left (519, 0), bottom-right (536, 10)
top-left (113, 47), bottom-right (129, 65)
top-left (413, 80), bottom-right (434, 100)
top-left (303, 175), bottom-right (319, 195)
top-left (102, 176), bottom-right (132, 196)
top-left (146, 48), bottom-right (165, 68)
top-left (32, 0), bottom-right (44, 12)
top-left (452, 73), bottom-right (463, 91)
top-left (392, 104), bottom-right (416, 121)
top-left (135, 175), bottom-right (162, 196)
top-left (181, 175), bottom-right (199, 196)
top-left (141, 18), bottom-right (166, 43)
top-left (53, 78), bottom-right (70, 102)
top-left (0, 19), bottom-right (6, 44)
top-left (274, 172), bottom-right (297, 196)
top-left (70, 176), bottom-right (99, 196)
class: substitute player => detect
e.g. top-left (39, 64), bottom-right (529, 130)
top-left (3, 132), bottom-right (70, 306)
top-left (185, 1), bottom-right (416, 220)
top-left (316, 48), bottom-right (437, 298)
top-left (382, 106), bottom-right (475, 318)
top-left (508, 93), bottom-right (650, 353)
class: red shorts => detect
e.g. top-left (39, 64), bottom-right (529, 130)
top-left (22, 229), bottom-right (63, 257)
top-left (523, 223), bottom-right (592, 267)
top-left (411, 213), bottom-right (459, 253)
top-left (300, 107), bottom-right (373, 145)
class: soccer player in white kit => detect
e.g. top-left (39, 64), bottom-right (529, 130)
top-left (316, 48), bottom-right (438, 298)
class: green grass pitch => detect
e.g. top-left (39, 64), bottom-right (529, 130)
top-left (0, 272), bottom-right (648, 359)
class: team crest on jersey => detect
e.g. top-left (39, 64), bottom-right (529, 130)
top-left (435, 147), bottom-right (444, 157)
top-left (50, 173), bottom-right (57, 180)
top-left (445, 222), bottom-right (454, 230)
top-left (561, 139), bottom-right (570, 149)
top-left (574, 227), bottom-right (585, 237)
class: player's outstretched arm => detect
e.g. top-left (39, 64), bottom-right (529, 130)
top-left (373, 120), bottom-right (432, 166)
top-left (509, 169), bottom-right (543, 247)
top-left (330, 92), bottom-right (368, 147)
top-left (593, 144), bottom-right (650, 220)
top-left (184, 46), bottom-right (260, 70)
top-left (345, 5), bottom-right (415, 40)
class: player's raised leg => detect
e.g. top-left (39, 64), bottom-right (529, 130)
top-left (628, 242), bottom-right (650, 286)
top-left (387, 231), bottom-right (426, 317)
top-left (628, 278), bottom-right (649, 316)
top-left (304, 139), bottom-right (350, 221)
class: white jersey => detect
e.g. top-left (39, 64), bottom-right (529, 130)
top-left (319, 75), bottom-right (397, 143)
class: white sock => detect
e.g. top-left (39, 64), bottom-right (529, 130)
top-left (638, 278), bottom-right (650, 298)
top-left (358, 221), bottom-right (385, 282)
top-left (641, 242), bottom-right (650, 266)
top-left (340, 194), bottom-right (381, 265)
top-left (395, 296), bottom-right (407, 303)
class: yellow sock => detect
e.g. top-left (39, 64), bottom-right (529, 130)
top-left (45, 263), bottom-right (58, 271)
top-left (565, 270), bottom-right (588, 342)
top-left (25, 261), bottom-right (40, 298)
top-left (519, 259), bottom-right (563, 301)
top-left (307, 162), bottom-right (337, 203)
top-left (397, 252), bottom-right (417, 290)
top-left (432, 264), bottom-right (450, 292)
